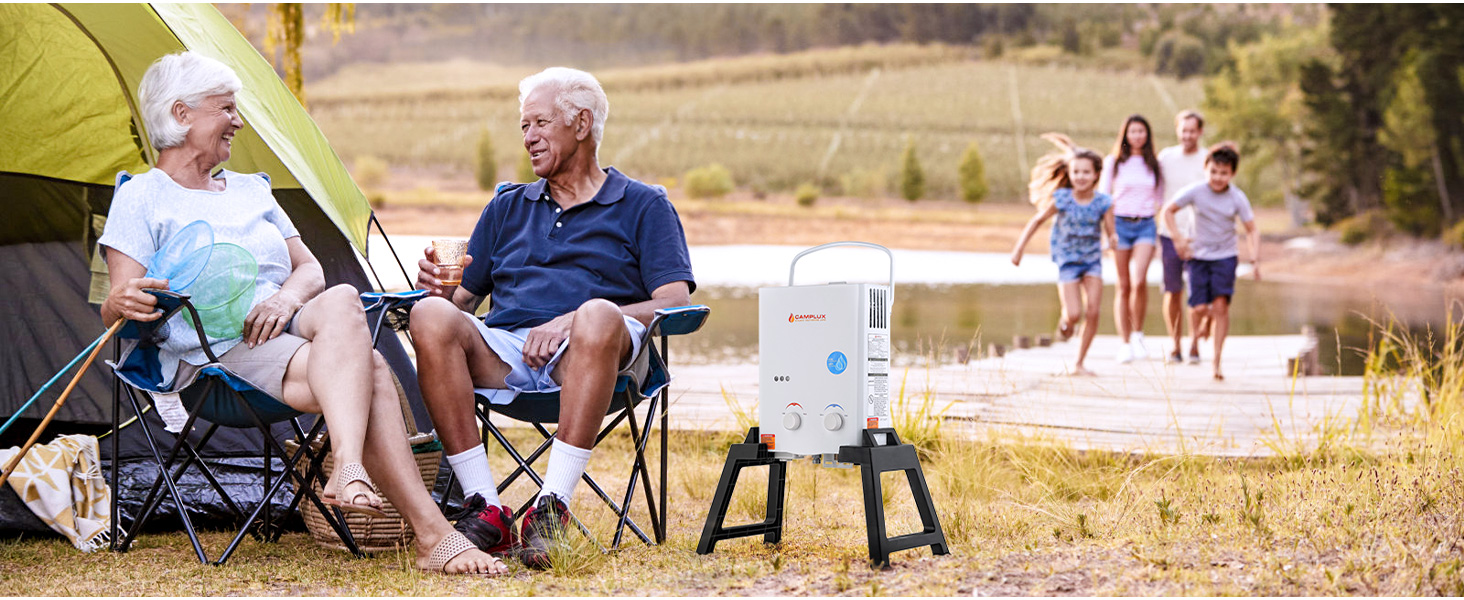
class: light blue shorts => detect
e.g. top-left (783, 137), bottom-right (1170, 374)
top-left (1057, 260), bottom-right (1103, 283)
top-left (466, 311), bottom-right (647, 405)
top-left (1114, 216), bottom-right (1157, 250)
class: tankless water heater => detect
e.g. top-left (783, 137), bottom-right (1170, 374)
top-left (758, 242), bottom-right (892, 458)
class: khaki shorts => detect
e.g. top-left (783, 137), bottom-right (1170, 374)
top-left (171, 320), bottom-right (308, 401)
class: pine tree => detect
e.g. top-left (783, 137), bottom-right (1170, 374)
top-left (957, 141), bottom-right (988, 203)
top-left (900, 139), bottom-right (924, 202)
top-left (517, 151), bottom-right (536, 183)
top-left (475, 128), bottom-right (497, 191)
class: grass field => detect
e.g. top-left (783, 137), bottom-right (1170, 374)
top-left (4, 319), bottom-right (1464, 595)
top-left (309, 44), bottom-right (1205, 203)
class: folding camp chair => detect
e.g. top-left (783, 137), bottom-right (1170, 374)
top-left (413, 303), bottom-right (711, 550)
top-left (106, 290), bottom-right (361, 565)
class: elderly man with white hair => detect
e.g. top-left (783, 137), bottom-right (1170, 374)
top-left (409, 67), bottom-right (695, 569)
top-left (98, 51), bottom-right (505, 575)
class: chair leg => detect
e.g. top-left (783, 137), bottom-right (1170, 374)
top-left (109, 348), bottom-right (121, 553)
top-left (118, 385), bottom-right (210, 563)
top-left (613, 397), bottom-right (660, 548)
top-left (659, 387), bottom-right (669, 543)
top-left (225, 393), bottom-right (363, 563)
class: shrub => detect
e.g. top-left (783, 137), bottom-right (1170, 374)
top-left (1155, 31), bottom-right (1207, 79)
top-left (839, 168), bottom-right (886, 199)
top-left (794, 182), bottom-right (819, 207)
top-left (683, 164), bottom-right (735, 199)
top-left (1336, 210), bottom-right (1389, 246)
top-left (982, 35), bottom-right (1004, 59)
top-left (517, 151), bottom-right (536, 183)
top-left (351, 154), bottom-right (388, 190)
top-left (1446, 220), bottom-right (1464, 249)
top-left (1382, 166), bottom-right (1442, 237)
top-left (957, 142), bottom-right (989, 204)
top-left (899, 139), bottom-right (925, 202)
top-left (475, 127), bottom-right (497, 191)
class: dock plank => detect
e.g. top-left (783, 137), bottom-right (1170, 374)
top-left (666, 334), bottom-right (1389, 457)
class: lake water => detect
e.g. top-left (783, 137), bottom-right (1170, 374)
top-left (680, 280), bottom-right (1454, 375)
top-left (365, 239), bottom-right (1455, 375)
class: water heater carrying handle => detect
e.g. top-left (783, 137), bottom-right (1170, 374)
top-left (788, 241), bottom-right (894, 292)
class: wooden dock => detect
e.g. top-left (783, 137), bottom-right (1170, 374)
top-left (665, 334), bottom-right (1382, 457)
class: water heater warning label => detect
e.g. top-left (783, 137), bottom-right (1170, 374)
top-left (866, 333), bottom-right (890, 418)
top-left (867, 377), bottom-right (889, 417)
top-left (866, 334), bottom-right (890, 360)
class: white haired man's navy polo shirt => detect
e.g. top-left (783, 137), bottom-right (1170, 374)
top-left (461, 166), bottom-right (696, 330)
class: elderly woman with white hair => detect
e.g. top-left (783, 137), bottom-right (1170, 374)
top-left (97, 51), bottom-right (505, 576)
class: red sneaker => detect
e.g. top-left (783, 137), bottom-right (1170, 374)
top-left (450, 493), bottom-right (517, 555)
top-left (518, 494), bottom-right (569, 569)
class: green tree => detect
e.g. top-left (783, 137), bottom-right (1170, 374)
top-left (1380, 54), bottom-right (1444, 234)
top-left (1297, 4), bottom-right (1408, 225)
top-left (1204, 27), bottom-right (1330, 227)
top-left (899, 139), bottom-right (925, 202)
top-left (957, 142), bottom-right (989, 203)
top-left (475, 128), bottom-right (497, 192)
top-left (517, 151), bottom-right (536, 183)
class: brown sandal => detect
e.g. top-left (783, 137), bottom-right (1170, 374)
top-left (422, 531), bottom-right (506, 575)
top-left (323, 462), bottom-right (388, 518)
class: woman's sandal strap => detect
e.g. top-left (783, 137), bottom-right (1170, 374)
top-left (425, 531), bottom-right (499, 575)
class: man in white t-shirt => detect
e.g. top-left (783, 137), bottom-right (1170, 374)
top-left (1156, 110), bottom-right (1207, 365)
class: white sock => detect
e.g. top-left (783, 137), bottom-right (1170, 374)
top-left (539, 438), bottom-right (593, 507)
top-left (446, 445), bottom-right (502, 506)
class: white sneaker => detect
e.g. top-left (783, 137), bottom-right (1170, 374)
top-left (1117, 342), bottom-right (1134, 364)
top-left (1130, 332), bottom-right (1149, 361)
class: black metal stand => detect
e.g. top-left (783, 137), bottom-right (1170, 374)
top-left (695, 428), bottom-right (788, 554)
top-left (696, 427), bottom-right (948, 566)
top-left (838, 428), bottom-right (949, 566)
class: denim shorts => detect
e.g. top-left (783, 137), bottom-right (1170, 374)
top-left (1158, 235), bottom-right (1189, 294)
top-left (1114, 216), bottom-right (1157, 250)
top-left (1187, 256), bottom-right (1239, 307)
top-left (1057, 260), bottom-right (1103, 283)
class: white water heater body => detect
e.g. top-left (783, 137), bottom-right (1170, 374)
top-left (758, 243), bottom-right (893, 459)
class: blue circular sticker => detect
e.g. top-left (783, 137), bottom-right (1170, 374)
top-left (827, 351), bottom-right (848, 375)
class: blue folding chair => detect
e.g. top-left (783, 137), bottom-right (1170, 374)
top-left (390, 302), bottom-right (712, 550)
top-left (477, 305), bottom-right (711, 549)
top-left (106, 290), bottom-right (361, 565)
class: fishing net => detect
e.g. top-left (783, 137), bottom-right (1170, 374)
top-left (148, 221), bottom-right (260, 339)
top-left (182, 243), bottom-right (258, 339)
top-left (145, 220), bottom-right (213, 289)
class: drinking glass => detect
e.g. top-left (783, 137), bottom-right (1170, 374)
top-left (431, 239), bottom-right (467, 286)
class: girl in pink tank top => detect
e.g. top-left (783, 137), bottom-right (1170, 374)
top-left (1098, 115), bottom-right (1164, 364)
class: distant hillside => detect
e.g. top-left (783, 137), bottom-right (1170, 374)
top-left (221, 3), bottom-right (1321, 81)
top-left (309, 44), bottom-right (1204, 202)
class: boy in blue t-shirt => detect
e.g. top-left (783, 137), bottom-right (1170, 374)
top-left (1160, 143), bottom-right (1259, 381)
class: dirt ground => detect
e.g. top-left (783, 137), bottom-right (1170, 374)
top-left (372, 179), bottom-right (1464, 294)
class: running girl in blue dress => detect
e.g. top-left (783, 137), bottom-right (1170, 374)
top-left (1011, 134), bottom-right (1116, 376)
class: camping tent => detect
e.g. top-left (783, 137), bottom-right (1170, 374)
top-left (0, 3), bottom-right (427, 529)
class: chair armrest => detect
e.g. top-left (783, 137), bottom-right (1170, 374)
top-left (359, 289), bottom-right (429, 312)
top-left (649, 305), bottom-right (711, 337)
top-left (122, 289), bottom-right (221, 363)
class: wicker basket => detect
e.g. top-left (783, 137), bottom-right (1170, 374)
top-left (287, 432), bottom-right (441, 553)
top-left (284, 371), bottom-right (442, 553)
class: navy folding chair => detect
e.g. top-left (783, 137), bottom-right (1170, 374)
top-left (106, 290), bottom-right (360, 565)
top-left (411, 304), bottom-right (711, 549)
top-left (474, 305), bottom-right (710, 548)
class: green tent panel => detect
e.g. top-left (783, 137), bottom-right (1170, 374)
top-left (0, 3), bottom-right (371, 253)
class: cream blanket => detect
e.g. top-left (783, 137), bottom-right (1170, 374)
top-left (0, 434), bottom-right (111, 552)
